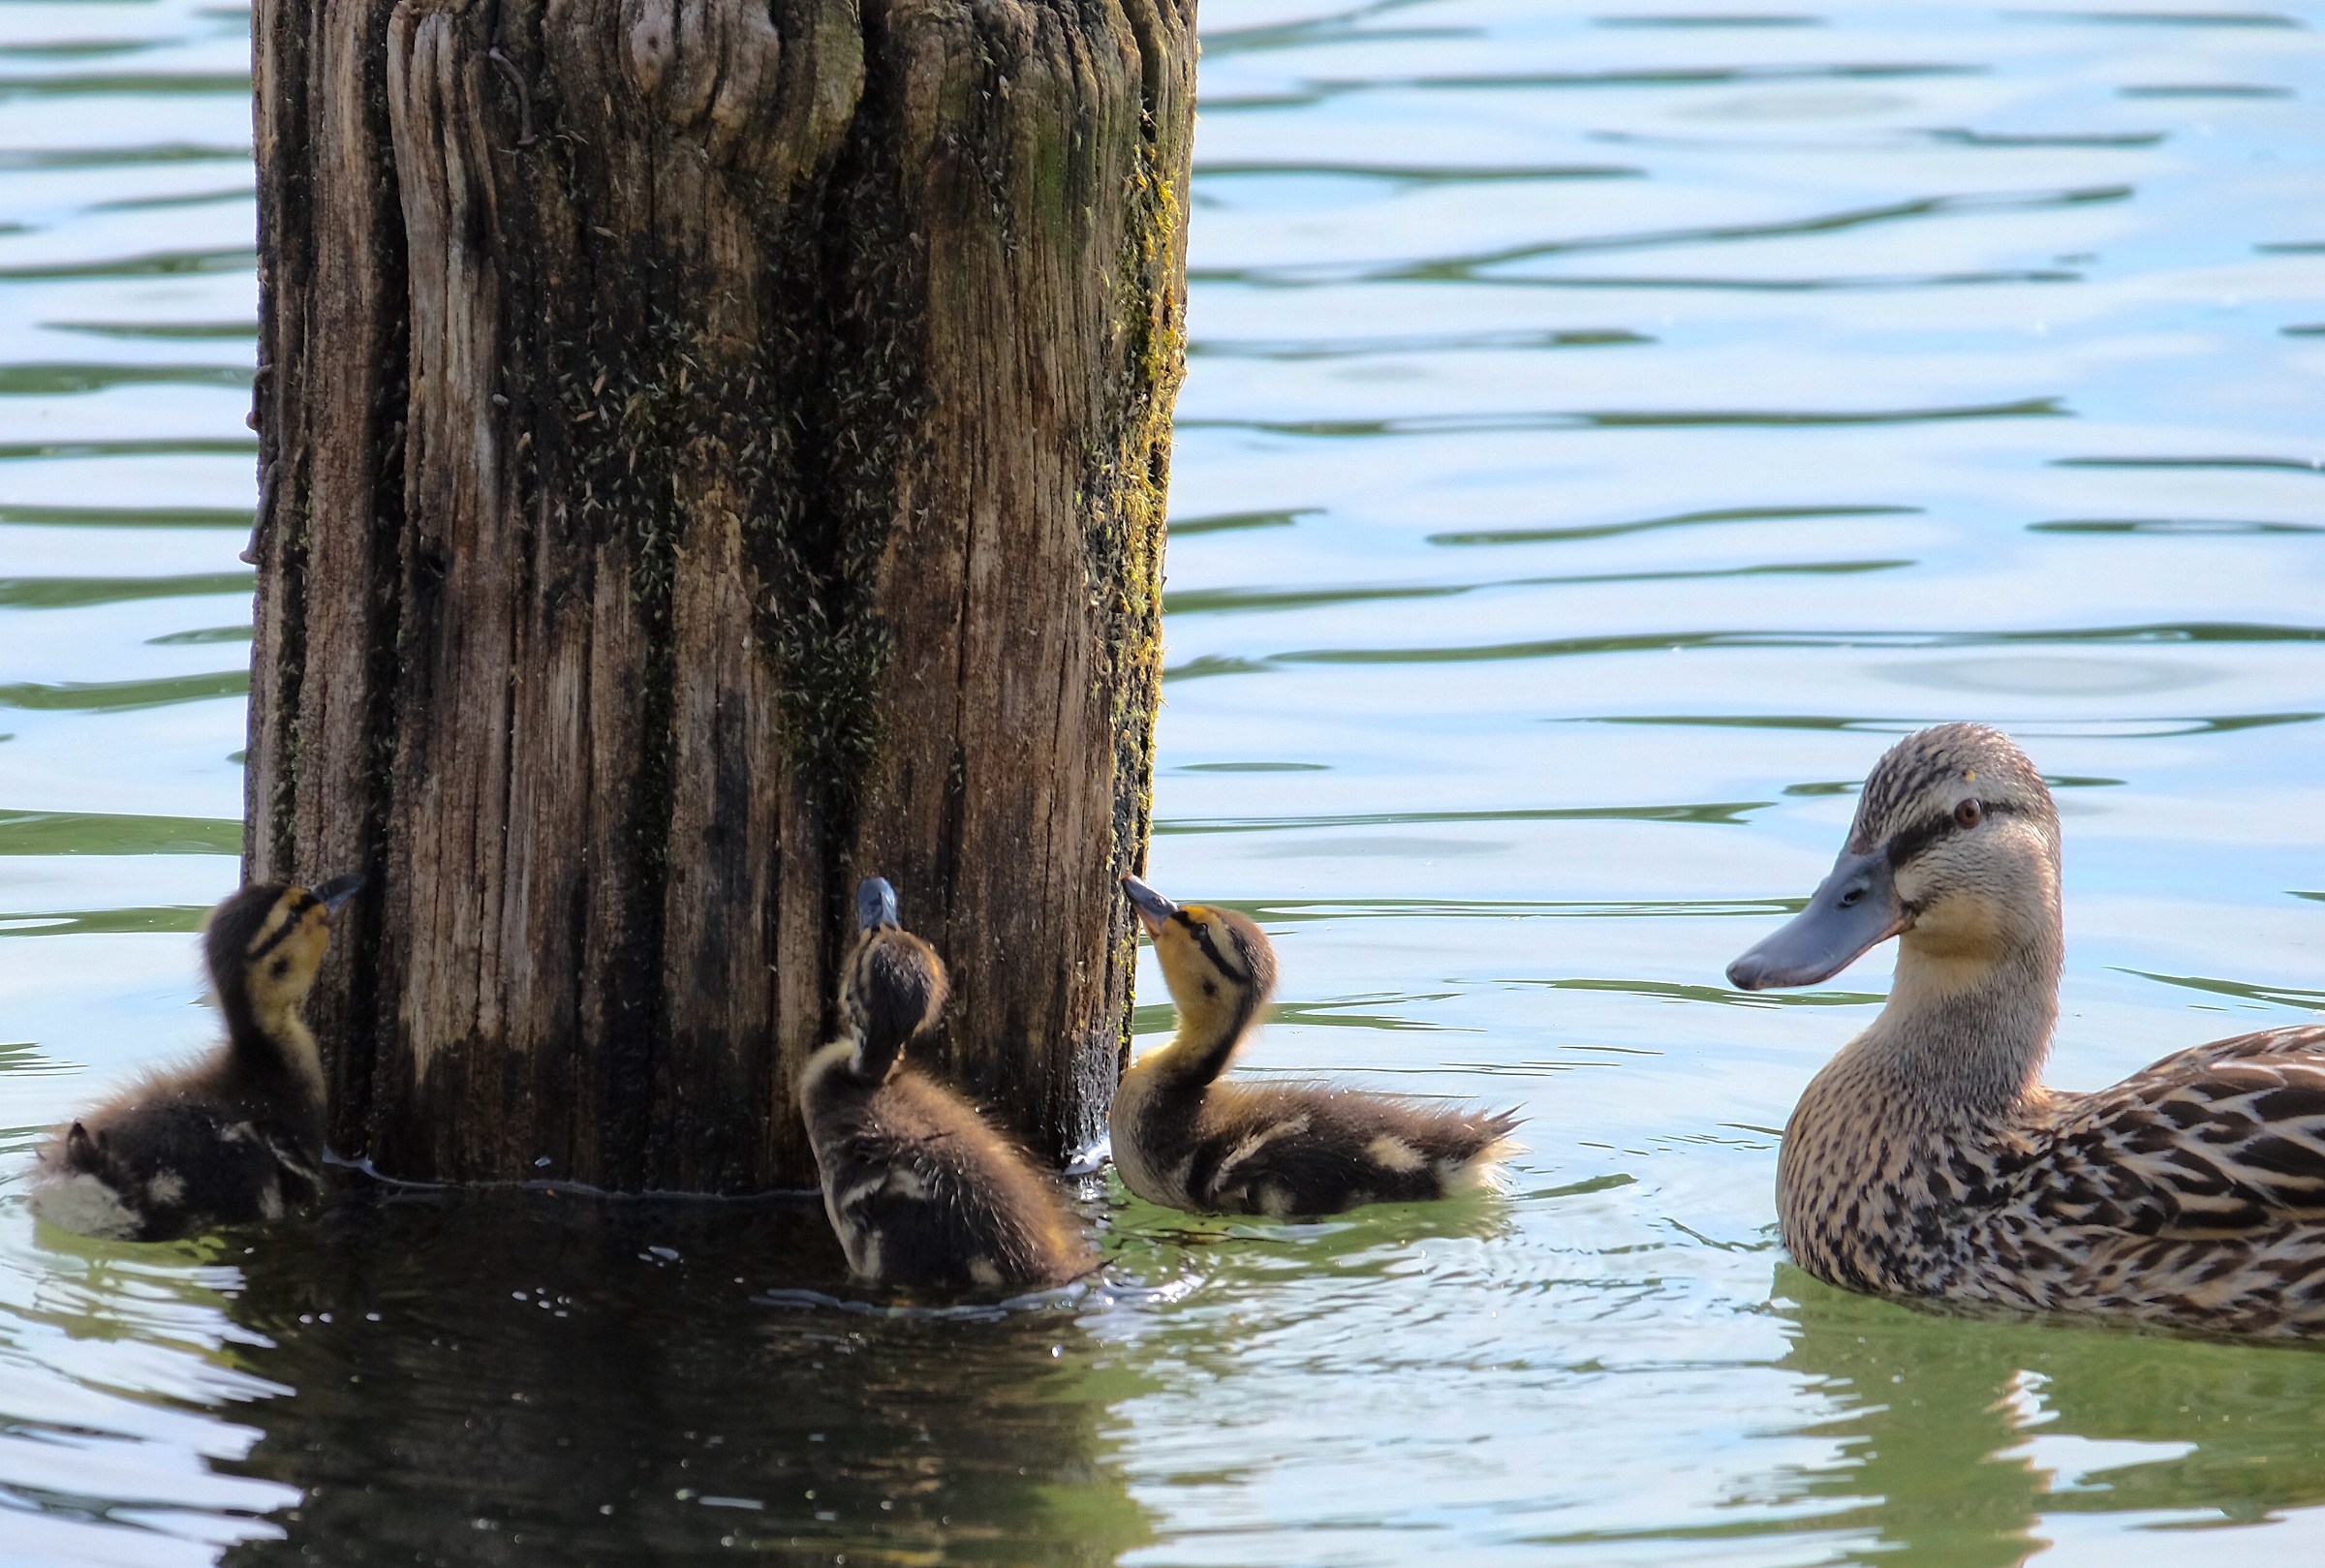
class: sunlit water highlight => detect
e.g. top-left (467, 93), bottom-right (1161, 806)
top-left (1, 0), bottom-right (2321, 1563)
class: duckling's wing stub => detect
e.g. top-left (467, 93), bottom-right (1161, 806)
top-left (1179, 1085), bottom-right (1519, 1217)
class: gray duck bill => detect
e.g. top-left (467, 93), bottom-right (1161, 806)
top-left (1727, 845), bottom-right (1903, 991)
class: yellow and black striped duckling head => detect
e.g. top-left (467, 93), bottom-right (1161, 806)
top-left (839, 876), bottom-right (949, 1081)
top-left (1730, 723), bottom-right (2061, 990)
top-left (1122, 875), bottom-right (1278, 1045)
top-left (206, 874), bottom-right (366, 1033)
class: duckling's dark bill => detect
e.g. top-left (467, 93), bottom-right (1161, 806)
top-left (1728, 845), bottom-right (1903, 991)
top-left (857, 876), bottom-right (900, 931)
top-left (1122, 874), bottom-right (1177, 935)
top-left (313, 873), bottom-right (366, 916)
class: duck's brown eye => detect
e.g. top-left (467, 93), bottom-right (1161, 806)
top-left (1955, 798), bottom-right (1984, 829)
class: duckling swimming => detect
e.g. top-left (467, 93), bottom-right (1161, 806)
top-left (1113, 875), bottom-right (1520, 1218)
top-left (797, 877), bottom-right (1094, 1293)
top-left (1730, 723), bottom-right (2325, 1337)
top-left (30, 874), bottom-right (364, 1243)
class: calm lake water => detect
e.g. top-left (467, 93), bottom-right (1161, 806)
top-left (3, 0), bottom-right (2323, 1562)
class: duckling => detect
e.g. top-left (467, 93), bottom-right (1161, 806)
top-left (1730, 723), bottom-right (2325, 1337)
top-left (30, 874), bottom-right (364, 1243)
top-left (1113, 875), bottom-right (1520, 1218)
top-left (797, 876), bottom-right (1095, 1293)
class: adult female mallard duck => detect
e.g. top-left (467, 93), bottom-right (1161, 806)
top-left (1113, 874), bottom-right (1520, 1218)
top-left (30, 874), bottom-right (364, 1243)
top-left (1729, 723), bottom-right (2325, 1336)
top-left (797, 876), bottom-right (1094, 1293)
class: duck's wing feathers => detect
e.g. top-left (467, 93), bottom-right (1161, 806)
top-left (2038, 1025), bottom-right (2325, 1237)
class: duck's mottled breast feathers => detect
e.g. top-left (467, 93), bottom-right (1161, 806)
top-left (2028, 1025), bottom-right (2325, 1238)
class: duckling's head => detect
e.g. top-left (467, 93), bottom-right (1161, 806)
top-left (840, 876), bottom-right (949, 1081)
top-left (206, 874), bottom-right (366, 1032)
top-left (1729, 723), bottom-right (2061, 990)
top-left (1122, 875), bottom-right (1278, 1046)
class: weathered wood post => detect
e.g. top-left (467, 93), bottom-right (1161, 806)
top-left (244, 0), bottom-right (1193, 1190)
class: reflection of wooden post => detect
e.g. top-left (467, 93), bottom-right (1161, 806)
top-left (226, 1200), bottom-right (1158, 1554)
top-left (244, 0), bottom-right (1194, 1189)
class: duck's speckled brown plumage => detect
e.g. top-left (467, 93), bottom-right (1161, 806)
top-left (1113, 876), bottom-right (1519, 1218)
top-left (799, 880), bottom-right (1094, 1294)
top-left (1740, 724), bottom-right (2325, 1337)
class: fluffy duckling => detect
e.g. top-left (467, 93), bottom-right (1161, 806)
top-left (1113, 875), bottom-right (1520, 1218)
top-left (30, 874), bottom-right (364, 1243)
top-left (797, 877), bottom-right (1094, 1293)
top-left (1731, 723), bottom-right (2325, 1337)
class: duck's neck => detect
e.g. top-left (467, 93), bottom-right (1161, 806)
top-left (852, 1032), bottom-right (906, 1084)
top-left (228, 995), bottom-right (326, 1118)
top-left (1852, 926), bottom-right (2062, 1121)
top-left (1139, 998), bottom-right (1256, 1089)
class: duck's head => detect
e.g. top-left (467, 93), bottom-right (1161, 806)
top-left (1728, 723), bottom-right (2060, 991)
top-left (840, 876), bottom-right (949, 1080)
top-left (206, 874), bottom-right (366, 1030)
top-left (1122, 874), bottom-right (1278, 1044)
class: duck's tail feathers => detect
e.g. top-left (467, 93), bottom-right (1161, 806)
top-left (1439, 1106), bottom-right (1525, 1194)
top-left (32, 1122), bottom-right (143, 1241)
top-left (60, 1122), bottom-right (109, 1176)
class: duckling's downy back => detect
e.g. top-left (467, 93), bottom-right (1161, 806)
top-left (798, 877), bottom-right (1093, 1293)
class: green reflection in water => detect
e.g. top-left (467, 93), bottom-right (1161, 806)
top-left (1270, 622), bottom-right (2325, 670)
top-left (1377, 187), bottom-right (2127, 282)
top-left (1512, 977), bottom-right (1885, 1009)
top-left (1752, 1267), bottom-right (2325, 1564)
top-left (2053, 455), bottom-right (2325, 475)
top-left (1155, 801), bottom-right (1774, 834)
top-left (205, 1192), bottom-right (1154, 1568)
top-left (1192, 325), bottom-right (1650, 360)
top-left (1154, 896), bottom-right (1802, 923)
top-left (0, 247), bottom-right (256, 284)
top-left (1168, 506), bottom-right (1316, 536)
top-left (0, 362), bottom-right (250, 394)
top-left (0, 809), bottom-right (238, 855)
top-left (0, 571), bottom-right (253, 608)
top-left (146, 625), bottom-right (253, 646)
top-left (2118, 970), bottom-right (2325, 1015)
top-left (1165, 560), bottom-right (1907, 618)
top-left (46, 319), bottom-right (257, 339)
top-left (0, 905), bottom-right (208, 937)
top-left (1430, 503), bottom-right (1918, 549)
top-left (1194, 161), bottom-right (1640, 183)
top-left (1132, 995), bottom-right (1455, 1036)
top-left (0, 145), bottom-right (249, 171)
top-left (0, 72), bottom-right (251, 96)
top-left (0, 505), bottom-right (254, 529)
top-left (0, 670), bottom-right (249, 712)
top-left (2030, 518), bottom-right (2324, 537)
top-left (1181, 398), bottom-right (2067, 438)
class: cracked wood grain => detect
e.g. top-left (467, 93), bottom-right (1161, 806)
top-left (247, 0), bottom-right (1195, 1191)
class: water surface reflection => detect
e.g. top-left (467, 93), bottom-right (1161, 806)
top-left (215, 1192), bottom-right (1151, 1566)
top-left (1764, 1266), bottom-right (2325, 1567)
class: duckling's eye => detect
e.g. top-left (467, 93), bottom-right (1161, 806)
top-left (1955, 798), bottom-right (1984, 829)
